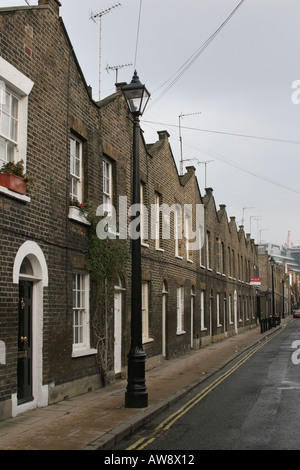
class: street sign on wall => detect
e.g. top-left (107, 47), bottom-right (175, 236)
top-left (250, 277), bottom-right (261, 286)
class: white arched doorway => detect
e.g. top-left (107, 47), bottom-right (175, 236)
top-left (12, 241), bottom-right (48, 416)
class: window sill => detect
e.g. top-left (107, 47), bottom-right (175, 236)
top-left (0, 185), bottom-right (30, 203)
top-left (176, 330), bottom-right (186, 336)
top-left (155, 247), bottom-right (164, 252)
top-left (142, 337), bottom-right (154, 344)
top-left (68, 206), bottom-right (90, 225)
top-left (72, 348), bottom-right (97, 358)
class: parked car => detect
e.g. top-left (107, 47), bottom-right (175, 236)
top-left (293, 309), bottom-right (300, 318)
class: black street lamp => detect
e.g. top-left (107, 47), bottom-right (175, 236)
top-left (122, 71), bottom-right (150, 408)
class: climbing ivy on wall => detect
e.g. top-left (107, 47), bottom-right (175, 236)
top-left (85, 203), bottom-right (129, 385)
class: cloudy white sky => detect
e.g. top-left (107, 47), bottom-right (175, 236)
top-left (3, 0), bottom-right (300, 246)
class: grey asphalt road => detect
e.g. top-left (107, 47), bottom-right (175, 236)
top-left (115, 319), bottom-right (300, 450)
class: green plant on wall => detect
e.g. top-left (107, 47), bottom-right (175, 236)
top-left (85, 203), bottom-right (129, 385)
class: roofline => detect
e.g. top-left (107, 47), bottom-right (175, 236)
top-left (0, 5), bottom-right (48, 13)
top-left (0, 3), bottom-right (100, 109)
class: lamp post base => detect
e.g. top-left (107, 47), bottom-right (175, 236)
top-left (125, 349), bottom-right (148, 408)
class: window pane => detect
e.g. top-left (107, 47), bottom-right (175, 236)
top-left (1, 113), bottom-right (9, 137)
top-left (11, 96), bottom-right (18, 119)
top-left (11, 118), bottom-right (18, 141)
top-left (7, 141), bottom-right (14, 162)
top-left (2, 91), bottom-right (10, 114)
top-left (0, 137), bottom-right (5, 164)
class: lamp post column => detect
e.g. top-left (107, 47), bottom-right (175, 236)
top-left (122, 71), bottom-right (150, 408)
top-left (125, 113), bottom-right (148, 409)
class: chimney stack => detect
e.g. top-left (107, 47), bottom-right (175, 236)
top-left (38, 0), bottom-right (61, 15)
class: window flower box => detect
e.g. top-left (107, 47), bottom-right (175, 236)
top-left (0, 173), bottom-right (27, 195)
top-left (68, 199), bottom-right (90, 225)
top-left (0, 160), bottom-right (29, 195)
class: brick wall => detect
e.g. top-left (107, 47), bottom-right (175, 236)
top-left (0, 2), bottom-right (104, 416)
top-left (0, 1), bottom-right (260, 418)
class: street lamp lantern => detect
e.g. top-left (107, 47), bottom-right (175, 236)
top-left (122, 70), bottom-right (150, 116)
top-left (122, 71), bottom-right (150, 408)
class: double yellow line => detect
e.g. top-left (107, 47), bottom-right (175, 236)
top-left (127, 329), bottom-right (283, 450)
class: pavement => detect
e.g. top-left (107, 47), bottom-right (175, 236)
top-left (0, 316), bottom-right (292, 451)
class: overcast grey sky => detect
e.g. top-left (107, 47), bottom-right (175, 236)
top-left (2, 0), bottom-right (300, 246)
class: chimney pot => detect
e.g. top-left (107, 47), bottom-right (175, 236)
top-left (157, 130), bottom-right (170, 141)
top-left (205, 187), bottom-right (213, 195)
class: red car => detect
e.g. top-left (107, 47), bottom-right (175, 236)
top-left (293, 309), bottom-right (300, 318)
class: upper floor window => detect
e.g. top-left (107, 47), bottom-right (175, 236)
top-left (103, 157), bottom-right (113, 212)
top-left (140, 182), bottom-right (148, 245)
top-left (70, 135), bottom-right (83, 202)
top-left (175, 205), bottom-right (183, 258)
top-left (206, 231), bottom-right (211, 269)
top-left (0, 57), bottom-right (34, 173)
top-left (0, 85), bottom-right (19, 166)
top-left (185, 207), bottom-right (193, 262)
top-left (217, 239), bottom-right (225, 274)
top-left (154, 192), bottom-right (162, 250)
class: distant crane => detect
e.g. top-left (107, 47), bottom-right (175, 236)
top-left (285, 230), bottom-right (291, 248)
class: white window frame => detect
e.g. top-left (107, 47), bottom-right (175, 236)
top-left (154, 192), bottom-right (163, 250)
top-left (70, 135), bottom-right (83, 202)
top-left (217, 293), bottom-right (222, 327)
top-left (200, 290), bottom-right (206, 331)
top-left (175, 205), bottom-right (183, 258)
top-left (103, 157), bottom-right (113, 215)
top-left (206, 231), bottom-right (211, 269)
top-left (72, 272), bottom-right (96, 357)
top-left (0, 85), bottom-right (19, 166)
top-left (185, 207), bottom-right (193, 262)
top-left (199, 226), bottom-right (205, 267)
top-left (229, 294), bottom-right (233, 324)
top-left (176, 286), bottom-right (185, 335)
top-left (142, 281), bottom-right (151, 342)
top-left (0, 57), bottom-right (34, 172)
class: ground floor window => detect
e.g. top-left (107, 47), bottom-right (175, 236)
top-left (72, 272), bottom-right (91, 355)
top-left (177, 286), bottom-right (185, 334)
top-left (142, 281), bottom-right (149, 341)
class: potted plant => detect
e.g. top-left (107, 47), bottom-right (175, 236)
top-left (68, 198), bottom-right (90, 225)
top-left (0, 160), bottom-right (29, 195)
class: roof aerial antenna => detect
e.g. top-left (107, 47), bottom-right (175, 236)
top-left (178, 112), bottom-right (201, 175)
top-left (197, 160), bottom-right (214, 188)
top-left (24, 0), bottom-right (30, 4)
top-left (106, 63), bottom-right (133, 84)
top-left (90, 3), bottom-right (121, 101)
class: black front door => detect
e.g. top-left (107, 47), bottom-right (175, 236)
top-left (17, 280), bottom-right (33, 404)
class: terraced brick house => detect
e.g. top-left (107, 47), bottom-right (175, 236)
top-left (0, 0), bottom-right (260, 420)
